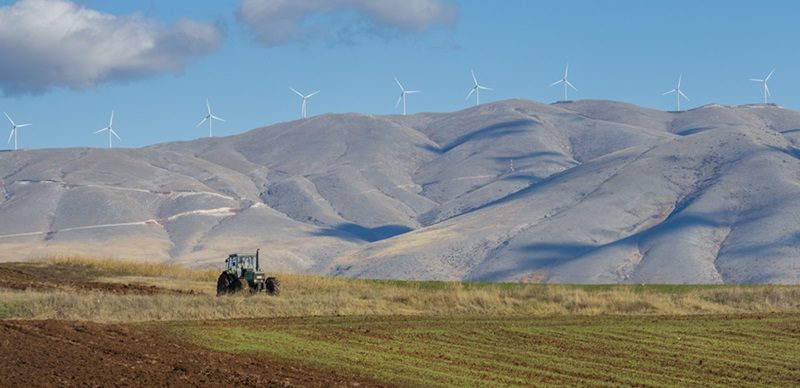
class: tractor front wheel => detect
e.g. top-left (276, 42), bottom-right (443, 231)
top-left (231, 277), bottom-right (250, 294)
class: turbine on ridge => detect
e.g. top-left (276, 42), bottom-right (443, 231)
top-left (466, 70), bottom-right (492, 106)
top-left (550, 63), bottom-right (578, 102)
top-left (662, 73), bottom-right (690, 111)
top-left (749, 69), bottom-right (775, 104)
top-left (290, 88), bottom-right (320, 118)
top-left (196, 99), bottom-right (225, 137)
top-left (394, 77), bottom-right (420, 115)
top-left (93, 111), bottom-right (121, 149)
top-left (4, 112), bottom-right (31, 151)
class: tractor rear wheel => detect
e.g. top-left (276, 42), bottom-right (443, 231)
top-left (216, 273), bottom-right (231, 296)
top-left (266, 277), bottom-right (281, 296)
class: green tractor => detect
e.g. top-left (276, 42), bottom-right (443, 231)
top-left (216, 249), bottom-right (280, 296)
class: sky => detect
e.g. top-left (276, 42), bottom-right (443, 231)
top-left (0, 0), bottom-right (799, 150)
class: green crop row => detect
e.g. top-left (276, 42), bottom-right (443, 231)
top-left (173, 314), bottom-right (800, 387)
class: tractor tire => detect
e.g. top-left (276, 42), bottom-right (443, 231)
top-left (216, 273), bottom-right (231, 296)
top-left (266, 277), bottom-right (281, 296)
top-left (231, 277), bottom-right (250, 294)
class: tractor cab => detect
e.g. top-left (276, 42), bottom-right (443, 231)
top-left (225, 250), bottom-right (260, 272)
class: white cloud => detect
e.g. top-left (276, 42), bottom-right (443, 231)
top-left (237, 0), bottom-right (458, 47)
top-left (0, 0), bottom-right (224, 95)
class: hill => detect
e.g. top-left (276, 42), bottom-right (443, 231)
top-left (2, 99), bottom-right (800, 283)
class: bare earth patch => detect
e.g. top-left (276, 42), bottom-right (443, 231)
top-left (0, 264), bottom-right (193, 295)
top-left (0, 319), bottom-right (389, 387)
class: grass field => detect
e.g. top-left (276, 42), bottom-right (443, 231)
top-left (2, 257), bottom-right (800, 321)
top-left (1, 257), bottom-right (799, 386)
top-left (173, 314), bottom-right (800, 387)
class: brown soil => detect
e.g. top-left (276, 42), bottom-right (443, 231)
top-left (0, 319), bottom-right (390, 387)
top-left (0, 265), bottom-right (191, 295)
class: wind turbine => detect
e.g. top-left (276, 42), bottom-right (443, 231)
top-left (290, 88), bottom-right (320, 118)
top-left (550, 63), bottom-right (578, 101)
top-left (749, 69), bottom-right (775, 104)
top-left (196, 99), bottom-right (225, 137)
top-left (662, 73), bottom-right (690, 111)
top-left (466, 70), bottom-right (492, 106)
top-left (93, 111), bottom-right (120, 149)
top-left (4, 112), bottom-right (31, 151)
top-left (394, 77), bottom-right (420, 115)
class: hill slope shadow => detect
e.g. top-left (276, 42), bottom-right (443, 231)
top-left (312, 223), bottom-right (413, 243)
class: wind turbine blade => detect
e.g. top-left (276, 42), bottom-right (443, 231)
top-left (549, 79), bottom-right (564, 87)
top-left (478, 85), bottom-right (492, 91)
top-left (566, 80), bottom-right (578, 91)
top-left (406, 90), bottom-right (420, 94)
top-left (765, 84), bottom-right (771, 96)
top-left (307, 91), bottom-right (320, 98)
top-left (749, 78), bottom-right (763, 82)
top-left (111, 129), bottom-right (121, 141)
top-left (7, 129), bottom-right (13, 143)
top-left (290, 87), bottom-right (304, 97)
top-left (206, 99), bottom-right (211, 114)
top-left (466, 88), bottom-right (475, 99)
top-left (677, 73), bottom-right (683, 88)
top-left (679, 90), bottom-right (690, 101)
top-left (211, 115), bottom-right (226, 122)
top-left (93, 127), bottom-right (108, 134)
top-left (766, 69), bottom-right (775, 81)
top-left (564, 63), bottom-right (569, 78)
top-left (16, 123), bottom-right (31, 128)
top-left (663, 89), bottom-right (676, 95)
top-left (109, 110), bottom-right (114, 126)
top-left (396, 95), bottom-right (403, 107)
top-left (471, 70), bottom-right (478, 85)
top-left (197, 117), bottom-right (208, 127)
top-left (3, 112), bottom-right (14, 126)
top-left (394, 77), bottom-right (404, 91)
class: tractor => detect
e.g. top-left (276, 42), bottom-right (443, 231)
top-left (216, 249), bottom-right (280, 296)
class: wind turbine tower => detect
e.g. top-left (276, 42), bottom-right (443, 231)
top-left (550, 63), bottom-right (578, 101)
top-left (93, 111), bottom-right (121, 149)
top-left (662, 73), bottom-right (690, 111)
top-left (290, 88), bottom-right (320, 118)
top-left (197, 99), bottom-right (225, 137)
top-left (749, 69), bottom-right (775, 104)
top-left (466, 70), bottom-right (492, 106)
top-left (394, 77), bottom-right (420, 115)
top-left (4, 112), bottom-right (31, 151)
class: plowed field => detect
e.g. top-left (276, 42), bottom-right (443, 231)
top-left (0, 319), bottom-right (388, 387)
top-left (0, 264), bottom-right (191, 295)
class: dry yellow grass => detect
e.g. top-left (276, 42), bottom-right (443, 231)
top-left (35, 256), bottom-right (221, 282)
top-left (1, 257), bottom-right (799, 323)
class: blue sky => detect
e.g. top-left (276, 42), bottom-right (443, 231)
top-left (0, 0), bottom-right (798, 149)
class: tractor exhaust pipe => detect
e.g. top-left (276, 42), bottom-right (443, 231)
top-left (256, 248), bottom-right (260, 271)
